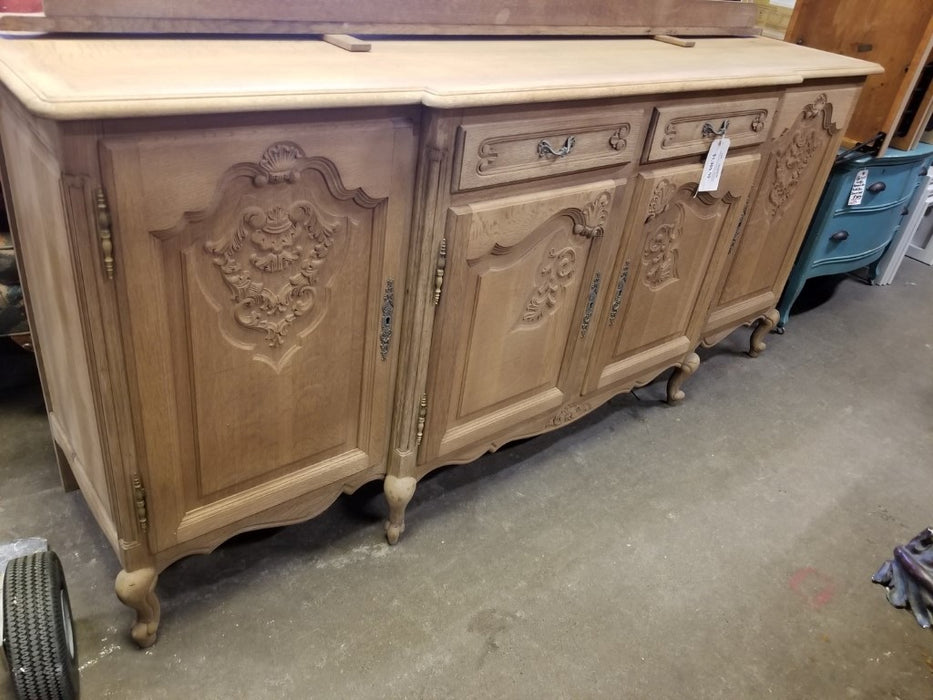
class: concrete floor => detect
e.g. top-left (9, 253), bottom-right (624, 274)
top-left (1, 261), bottom-right (932, 699)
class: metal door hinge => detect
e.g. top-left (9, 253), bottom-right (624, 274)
top-left (95, 188), bottom-right (115, 280)
top-left (380, 279), bottom-right (394, 360)
top-left (433, 238), bottom-right (447, 306)
top-left (132, 474), bottom-right (149, 533)
top-left (416, 394), bottom-right (428, 447)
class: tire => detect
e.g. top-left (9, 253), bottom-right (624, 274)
top-left (2, 551), bottom-right (79, 700)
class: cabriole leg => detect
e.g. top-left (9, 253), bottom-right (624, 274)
top-left (115, 567), bottom-right (160, 648)
top-left (384, 474), bottom-right (416, 546)
top-left (666, 352), bottom-right (700, 404)
top-left (748, 308), bottom-right (780, 358)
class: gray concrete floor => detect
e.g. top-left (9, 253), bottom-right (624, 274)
top-left (2, 261), bottom-right (932, 699)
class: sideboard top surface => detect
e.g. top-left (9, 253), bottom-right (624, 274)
top-left (0, 35), bottom-right (881, 120)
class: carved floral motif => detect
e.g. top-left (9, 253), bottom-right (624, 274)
top-left (549, 403), bottom-right (592, 427)
top-left (643, 222), bottom-right (681, 290)
top-left (767, 94), bottom-right (835, 218)
top-left (205, 200), bottom-right (338, 349)
top-left (521, 246), bottom-right (577, 324)
top-left (643, 179), bottom-right (682, 291)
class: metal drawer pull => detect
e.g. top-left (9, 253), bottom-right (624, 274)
top-left (701, 119), bottom-right (730, 138)
top-left (830, 230), bottom-right (849, 242)
top-left (867, 181), bottom-right (886, 194)
top-left (537, 136), bottom-right (576, 158)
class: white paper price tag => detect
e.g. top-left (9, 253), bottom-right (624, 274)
top-left (698, 137), bottom-right (730, 193)
top-left (848, 168), bottom-right (869, 206)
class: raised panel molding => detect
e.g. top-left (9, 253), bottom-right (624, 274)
top-left (766, 94), bottom-right (837, 219)
top-left (153, 141), bottom-right (385, 371)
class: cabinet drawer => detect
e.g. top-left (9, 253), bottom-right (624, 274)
top-left (813, 208), bottom-right (904, 265)
top-left (454, 107), bottom-right (646, 191)
top-left (645, 96), bottom-right (779, 162)
top-left (833, 162), bottom-right (918, 213)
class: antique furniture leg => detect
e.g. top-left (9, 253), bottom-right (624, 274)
top-left (384, 474), bottom-right (416, 545)
top-left (748, 308), bottom-right (780, 357)
top-left (115, 567), bottom-right (160, 648)
top-left (666, 352), bottom-right (700, 404)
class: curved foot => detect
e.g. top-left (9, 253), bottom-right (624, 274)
top-left (666, 352), bottom-right (700, 404)
top-left (115, 567), bottom-right (160, 648)
top-left (384, 474), bottom-right (416, 545)
top-left (748, 308), bottom-right (780, 357)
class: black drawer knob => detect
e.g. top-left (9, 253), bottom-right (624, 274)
top-left (830, 230), bottom-right (849, 242)
top-left (867, 181), bottom-right (886, 194)
top-left (902, 206), bottom-right (910, 216)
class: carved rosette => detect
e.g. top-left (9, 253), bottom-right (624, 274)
top-left (766, 94), bottom-right (836, 218)
top-left (521, 247), bottom-right (577, 324)
top-left (661, 122), bottom-right (678, 148)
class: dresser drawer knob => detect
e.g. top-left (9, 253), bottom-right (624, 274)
top-left (537, 136), bottom-right (576, 158)
top-left (830, 230), bottom-right (849, 242)
top-left (867, 181), bottom-right (886, 194)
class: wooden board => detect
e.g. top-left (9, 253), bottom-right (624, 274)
top-left (15, 0), bottom-right (759, 36)
top-left (786, 0), bottom-right (933, 152)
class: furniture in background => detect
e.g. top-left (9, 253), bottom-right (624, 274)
top-left (906, 176), bottom-right (933, 265)
top-left (875, 157), bottom-right (933, 284)
top-left (787, 0), bottom-right (933, 154)
top-left (0, 3), bottom-right (878, 648)
top-left (777, 143), bottom-right (933, 327)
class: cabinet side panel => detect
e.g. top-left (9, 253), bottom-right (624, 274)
top-left (0, 108), bottom-right (114, 533)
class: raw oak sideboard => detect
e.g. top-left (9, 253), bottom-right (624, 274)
top-left (0, 35), bottom-right (879, 646)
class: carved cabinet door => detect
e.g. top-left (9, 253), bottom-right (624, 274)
top-left (99, 118), bottom-right (415, 552)
top-left (419, 179), bottom-right (625, 463)
top-left (704, 86), bottom-right (860, 336)
top-left (583, 154), bottom-right (760, 394)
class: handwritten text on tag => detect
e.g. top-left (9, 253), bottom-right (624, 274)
top-left (698, 137), bottom-right (730, 193)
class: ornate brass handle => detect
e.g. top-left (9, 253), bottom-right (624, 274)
top-left (537, 136), bottom-right (576, 158)
top-left (830, 230), bottom-right (849, 242)
top-left (701, 119), bottom-right (730, 138)
top-left (867, 181), bottom-right (886, 194)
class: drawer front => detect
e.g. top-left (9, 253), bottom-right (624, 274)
top-left (832, 161), bottom-right (919, 213)
top-left (454, 107), bottom-right (646, 191)
top-left (646, 96), bottom-right (779, 162)
top-left (813, 207), bottom-right (905, 265)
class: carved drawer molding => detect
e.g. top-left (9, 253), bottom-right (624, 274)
top-left (647, 96), bottom-right (780, 162)
top-left (454, 107), bottom-right (646, 191)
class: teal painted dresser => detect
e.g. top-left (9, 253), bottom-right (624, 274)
top-left (777, 142), bottom-right (933, 329)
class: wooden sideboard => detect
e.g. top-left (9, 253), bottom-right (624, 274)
top-left (0, 35), bottom-right (878, 647)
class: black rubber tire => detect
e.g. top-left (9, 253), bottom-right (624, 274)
top-left (2, 551), bottom-right (79, 700)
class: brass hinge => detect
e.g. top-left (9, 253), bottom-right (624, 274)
top-left (415, 393), bottom-right (428, 447)
top-left (132, 473), bottom-right (149, 533)
top-left (433, 238), bottom-right (447, 306)
top-left (95, 188), bottom-right (115, 280)
top-left (379, 279), bottom-right (394, 361)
